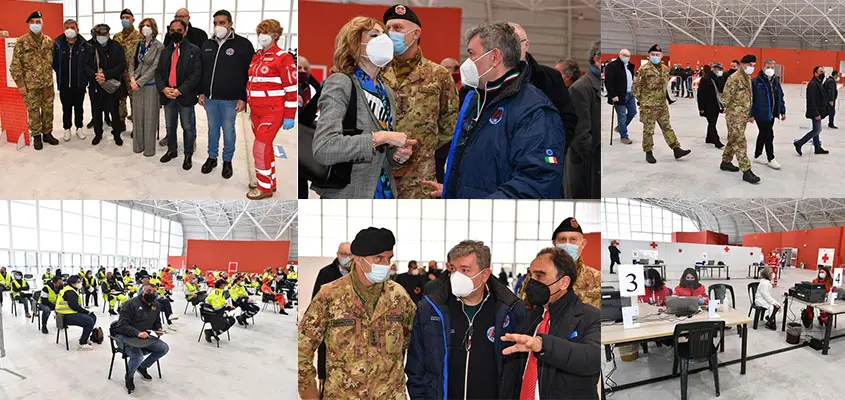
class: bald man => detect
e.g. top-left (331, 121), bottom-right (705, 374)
top-left (163, 8), bottom-right (208, 48)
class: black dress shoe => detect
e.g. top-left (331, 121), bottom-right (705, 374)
top-left (114, 134), bottom-right (123, 146)
top-left (160, 152), bottom-right (177, 163)
top-left (720, 161), bottom-right (740, 172)
top-left (815, 148), bottom-right (830, 154)
top-left (201, 158), bottom-right (217, 174)
top-left (92, 135), bottom-right (102, 146)
top-left (222, 161), bottom-right (233, 179)
top-left (183, 156), bottom-right (192, 170)
top-left (34, 135), bottom-right (43, 150)
top-left (137, 367), bottom-right (152, 380)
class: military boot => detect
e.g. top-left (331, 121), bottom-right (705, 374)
top-left (645, 151), bottom-right (656, 164)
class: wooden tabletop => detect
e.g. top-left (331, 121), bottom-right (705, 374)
top-left (601, 303), bottom-right (753, 345)
top-left (787, 296), bottom-right (845, 314)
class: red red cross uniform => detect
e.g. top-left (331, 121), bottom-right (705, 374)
top-left (247, 43), bottom-right (297, 193)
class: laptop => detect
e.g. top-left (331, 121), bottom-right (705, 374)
top-left (665, 296), bottom-right (701, 317)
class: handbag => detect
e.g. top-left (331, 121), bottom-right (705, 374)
top-left (298, 73), bottom-right (362, 189)
top-left (94, 47), bottom-right (122, 94)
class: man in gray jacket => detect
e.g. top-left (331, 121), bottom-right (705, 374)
top-left (565, 41), bottom-right (601, 198)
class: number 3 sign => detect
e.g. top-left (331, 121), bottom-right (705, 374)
top-left (618, 265), bottom-right (645, 297)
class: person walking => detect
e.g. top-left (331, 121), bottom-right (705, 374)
top-left (794, 66), bottom-right (830, 156)
top-left (697, 62), bottom-right (725, 148)
top-left (128, 18), bottom-right (163, 156)
top-left (750, 59), bottom-right (786, 169)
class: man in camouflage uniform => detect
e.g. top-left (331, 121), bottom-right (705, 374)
top-left (631, 44), bottom-right (691, 164)
top-left (721, 54), bottom-right (761, 184)
top-left (381, 4), bottom-right (459, 199)
top-left (298, 227), bottom-right (415, 399)
top-left (551, 217), bottom-right (600, 309)
top-left (10, 11), bottom-right (58, 150)
top-left (112, 8), bottom-right (142, 128)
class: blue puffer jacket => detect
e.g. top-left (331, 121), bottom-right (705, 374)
top-left (405, 273), bottom-right (528, 400)
top-left (443, 63), bottom-right (564, 199)
top-left (750, 73), bottom-right (786, 122)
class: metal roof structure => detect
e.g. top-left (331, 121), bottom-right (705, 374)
top-left (111, 201), bottom-right (299, 259)
top-left (602, 0), bottom-right (845, 54)
top-left (637, 198), bottom-right (845, 242)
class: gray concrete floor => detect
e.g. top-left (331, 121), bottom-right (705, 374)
top-left (602, 84), bottom-right (845, 197)
top-left (602, 267), bottom-right (842, 399)
top-left (0, 92), bottom-right (297, 200)
top-left (0, 286), bottom-right (297, 399)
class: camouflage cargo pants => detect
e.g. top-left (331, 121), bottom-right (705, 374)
top-left (640, 105), bottom-right (680, 152)
top-left (722, 113), bottom-right (751, 172)
top-left (23, 86), bottom-right (54, 137)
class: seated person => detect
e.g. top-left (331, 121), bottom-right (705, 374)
top-left (185, 275), bottom-right (207, 305)
top-left (202, 279), bottom-right (237, 342)
top-left (673, 268), bottom-right (709, 305)
top-left (83, 270), bottom-right (99, 307)
top-left (56, 275), bottom-right (98, 351)
top-left (112, 284), bottom-right (170, 393)
top-left (39, 276), bottom-right (63, 334)
top-left (638, 268), bottom-right (671, 306)
top-left (230, 276), bottom-right (259, 325)
top-left (10, 271), bottom-right (36, 318)
top-left (105, 272), bottom-right (130, 315)
top-left (806, 266), bottom-right (834, 327)
top-left (755, 267), bottom-right (780, 330)
top-left (260, 279), bottom-right (288, 315)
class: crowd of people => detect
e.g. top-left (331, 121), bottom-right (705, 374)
top-left (297, 4), bottom-right (600, 199)
top-left (298, 217), bottom-right (602, 399)
top-left (12, 8), bottom-right (296, 199)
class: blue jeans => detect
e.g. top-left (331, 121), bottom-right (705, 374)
top-left (116, 335), bottom-right (169, 378)
top-left (164, 101), bottom-right (196, 157)
top-left (797, 118), bottom-right (822, 150)
top-left (205, 99), bottom-right (238, 162)
top-left (614, 93), bottom-right (638, 138)
top-left (63, 312), bottom-right (96, 345)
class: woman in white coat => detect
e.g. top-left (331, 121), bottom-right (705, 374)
top-left (754, 267), bottom-right (781, 330)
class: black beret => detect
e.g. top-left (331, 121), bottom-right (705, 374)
top-left (648, 44), bottom-right (662, 53)
top-left (26, 11), bottom-right (41, 23)
top-left (120, 8), bottom-right (134, 17)
top-left (741, 54), bottom-right (756, 64)
top-left (351, 227), bottom-right (396, 257)
top-left (384, 4), bottom-right (421, 28)
top-left (553, 217), bottom-right (583, 239)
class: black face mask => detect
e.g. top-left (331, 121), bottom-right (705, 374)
top-left (170, 32), bottom-right (184, 43)
top-left (143, 293), bottom-right (156, 303)
top-left (525, 277), bottom-right (563, 306)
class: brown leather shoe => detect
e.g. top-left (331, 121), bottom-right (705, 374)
top-left (246, 188), bottom-right (273, 200)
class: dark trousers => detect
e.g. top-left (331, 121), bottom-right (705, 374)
top-left (829, 103), bottom-right (837, 126)
top-left (797, 118), bottom-right (823, 150)
top-left (63, 312), bottom-right (96, 345)
top-left (164, 100), bottom-right (196, 157)
top-left (705, 114), bottom-right (721, 144)
top-left (755, 119), bottom-right (775, 161)
top-left (60, 87), bottom-right (85, 129)
top-left (90, 88), bottom-right (123, 137)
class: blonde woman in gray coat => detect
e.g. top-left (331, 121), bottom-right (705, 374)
top-left (128, 18), bottom-right (164, 156)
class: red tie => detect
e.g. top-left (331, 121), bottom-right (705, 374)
top-left (169, 45), bottom-right (179, 87)
top-left (520, 310), bottom-right (550, 400)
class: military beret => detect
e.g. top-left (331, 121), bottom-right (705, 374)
top-left (351, 227), bottom-right (396, 257)
top-left (384, 4), bottom-right (421, 27)
top-left (648, 44), bottom-right (662, 53)
top-left (741, 54), bottom-right (756, 63)
top-left (120, 9), bottom-right (134, 18)
top-left (26, 11), bottom-right (41, 23)
top-left (553, 217), bottom-right (583, 239)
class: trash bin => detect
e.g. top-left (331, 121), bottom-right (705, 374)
top-left (786, 322), bottom-right (802, 344)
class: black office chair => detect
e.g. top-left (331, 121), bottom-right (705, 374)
top-left (108, 336), bottom-right (162, 394)
top-left (747, 282), bottom-right (769, 330)
top-left (197, 311), bottom-right (231, 348)
top-left (672, 320), bottom-right (725, 400)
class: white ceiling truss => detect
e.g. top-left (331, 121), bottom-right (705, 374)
top-left (637, 198), bottom-right (845, 243)
top-left (602, 0), bottom-right (845, 54)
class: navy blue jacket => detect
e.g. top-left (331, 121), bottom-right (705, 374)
top-left (406, 273), bottom-right (527, 400)
top-left (750, 73), bottom-right (786, 122)
top-left (53, 34), bottom-right (90, 92)
top-left (443, 63), bottom-right (565, 199)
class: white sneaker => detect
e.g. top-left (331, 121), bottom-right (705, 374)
top-left (753, 157), bottom-right (768, 165)
top-left (768, 159), bottom-right (782, 170)
top-left (75, 127), bottom-right (86, 140)
top-left (77, 343), bottom-right (94, 351)
top-left (63, 129), bottom-right (71, 142)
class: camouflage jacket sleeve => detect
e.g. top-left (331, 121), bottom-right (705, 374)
top-left (9, 37), bottom-right (24, 87)
top-left (298, 286), bottom-right (329, 396)
top-left (437, 68), bottom-right (459, 145)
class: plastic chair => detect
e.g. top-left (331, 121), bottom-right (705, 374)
top-left (197, 311), bottom-right (231, 348)
top-left (672, 320), bottom-right (725, 400)
top-left (107, 336), bottom-right (162, 394)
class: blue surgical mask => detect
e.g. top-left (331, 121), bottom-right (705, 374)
top-left (362, 258), bottom-right (390, 284)
top-left (388, 31), bottom-right (410, 56)
top-left (121, 19), bottom-right (132, 29)
top-left (556, 243), bottom-right (580, 260)
top-left (649, 56), bottom-right (661, 64)
top-left (620, 56), bottom-right (630, 64)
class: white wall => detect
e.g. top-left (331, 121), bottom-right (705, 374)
top-left (601, 238), bottom-right (762, 282)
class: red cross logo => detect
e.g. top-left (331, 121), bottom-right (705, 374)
top-left (724, 246), bottom-right (730, 252)
top-left (650, 242), bottom-right (658, 249)
top-left (823, 253), bottom-right (830, 263)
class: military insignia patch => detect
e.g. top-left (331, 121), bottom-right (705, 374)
top-left (489, 107), bottom-right (504, 125)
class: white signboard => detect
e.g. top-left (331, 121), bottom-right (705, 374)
top-left (818, 248), bottom-right (835, 267)
top-left (617, 265), bottom-right (645, 297)
top-left (5, 38), bottom-right (15, 88)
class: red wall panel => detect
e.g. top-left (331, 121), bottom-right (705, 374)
top-left (185, 240), bottom-right (290, 274)
top-left (299, 0), bottom-right (462, 84)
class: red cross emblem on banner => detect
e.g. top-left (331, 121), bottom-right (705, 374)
top-left (650, 242), bottom-right (658, 249)
top-left (724, 246), bottom-right (730, 252)
top-left (823, 253), bottom-right (830, 263)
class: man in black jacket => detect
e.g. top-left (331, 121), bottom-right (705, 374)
top-left (112, 284), bottom-right (169, 393)
top-left (825, 69), bottom-right (839, 129)
top-left (697, 62), bottom-right (725, 148)
top-left (199, 9), bottom-right (255, 179)
top-left (604, 48), bottom-right (636, 145)
top-left (310, 241), bottom-right (352, 392)
top-left (84, 24), bottom-right (126, 146)
top-left (500, 247), bottom-right (600, 399)
top-left (157, 19), bottom-right (203, 170)
top-left (53, 19), bottom-right (89, 142)
top-left (795, 66), bottom-right (830, 155)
